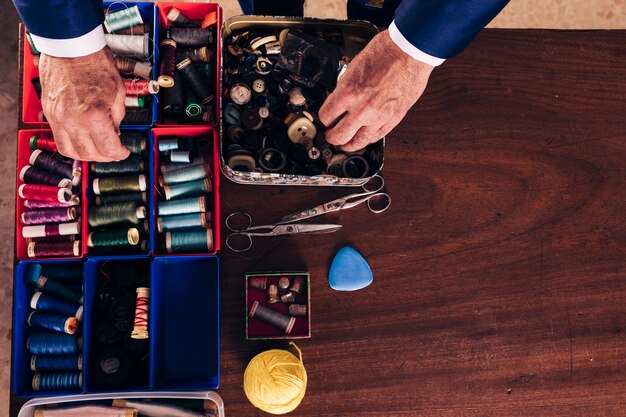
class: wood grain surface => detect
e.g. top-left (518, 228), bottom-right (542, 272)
top-left (11, 29), bottom-right (626, 416)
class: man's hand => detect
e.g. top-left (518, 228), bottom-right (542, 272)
top-left (39, 47), bottom-right (130, 162)
top-left (319, 30), bottom-right (434, 152)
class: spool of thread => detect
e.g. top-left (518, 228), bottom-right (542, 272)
top-left (158, 196), bottom-right (206, 216)
top-left (27, 311), bottom-right (79, 334)
top-left (20, 165), bottom-right (72, 187)
top-left (32, 372), bottom-right (81, 391)
top-left (185, 103), bottom-right (203, 119)
top-left (21, 207), bottom-right (77, 225)
top-left (115, 23), bottom-right (149, 35)
top-left (40, 264), bottom-right (83, 283)
top-left (158, 38), bottom-right (177, 88)
top-left (112, 400), bottom-right (203, 417)
top-left (163, 178), bottom-right (211, 200)
top-left (161, 157), bottom-right (204, 174)
top-left (27, 235), bottom-right (77, 244)
top-left (95, 191), bottom-right (147, 205)
top-left (104, 5), bottom-right (144, 33)
top-left (166, 7), bottom-right (198, 27)
top-left (176, 58), bottom-right (213, 105)
top-left (115, 56), bottom-right (152, 79)
top-left (89, 202), bottom-right (146, 227)
top-left (25, 266), bottom-right (84, 303)
top-left (22, 221), bottom-right (80, 239)
top-left (71, 160), bottom-right (82, 184)
top-left (31, 292), bottom-right (83, 320)
top-left (120, 135), bottom-right (147, 155)
top-left (29, 136), bottom-right (58, 153)
top-left (165, 229), bottom-right (213, 253)
top-left (176, 46), bottom-right (212, 63)
top-left (131, 287), bottom-right (149, 339)
top-left (124, 79), bottom-right (159, 95)
top-left (123, 108), bottom-right (152, 124)
top-left (31, 354), bottom-right (82, 372)
top-left (30, 150), bottom-right (74, 179)
top-left (158, 137), bottom-right (180, 151)
top-left (105, 33), bottom-right (150, 59)
top-left (160, 163), bottom-right (209, 185)
top-left (88, 228), bottom-right (140, 247)
top-left (124, 95), bottom-right (146, 108)
top-left (157, 212), bottom-right (210, 232)
top-left (93, 174), bottom-right (147, 195)
top-left (28, 240), bottom-right (81, 258)
top-left (27, 331), bottom-right (82, 355)
top-left (19, 184), bottom-right (73, 203)
top-left (243, 342), bottom-right (307, 414)
top-left (24, 199), bottom-right (79, 209)
top-left (171, 27), bottom-right (212, 47)
top-left (92, 157), bottom-right (144, 176)
top-left (289, 304), bottom-right (308, 317)
top-left (162, 71), bottom-right (185, 115)
top-left (34, 406), bottom-right (136, 417)
top-left (249, 301), bottom-right (295, 334)
top-left (169, 150), bottom-right (192, 163)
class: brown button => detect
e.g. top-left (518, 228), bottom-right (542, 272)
top-left (242, 108), bottom-right (263, 131)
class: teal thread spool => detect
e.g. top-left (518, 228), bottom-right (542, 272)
top-left (170, 150), bottom-right (192, 163)
top-left (186, 103), bottom-right (203, 119)
top-left (88, 227), bottom-right (140, 248)
top-left (158, 138), bottom-right (180, 152)
top-left (163, 178), bottom-right (211, 200)
top-left (157, 212), bottom-right (211, 232)
top-left (25, 264), bottom-right (83, 304)
top-left (89, 201), bottom-right (147, 227)
top-left (158, 196), bottom-right (206, 216)
top-left (32, 372), bottom-right (82, 391)
top-left (95, 191), bottom-right (147, 205)
top-left (93, 174), bottom-right (146, 195)
top-left (159, 164), bottom-right (209, 186)
top-left (104, 5), bottom-right (144, 33)
top-left (28, 331), bottom-right (82, 355)
top-left (91, 157), bottom-right (144, 176)
top-left (120, 134), bottom-right (146, 155)
top-left (165, 229), bottom-right (214, 253)
top-left (160, 157), bottom-right (205, 174)
top-left (31, 354), bottom-right (83, 372)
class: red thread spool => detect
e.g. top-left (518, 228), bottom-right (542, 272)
top-left (19, 184), bottom-right (73, 203)
top-left (28, 240), bottom-right (80, 258)
top-left (124, 79), bottom-right (159, 95)
top-left (131, 287), bottom-right (150, 339)
top-left (158, 39), bottom-right (177, 88)
top-left (29, 136), bottom-right (58, 153)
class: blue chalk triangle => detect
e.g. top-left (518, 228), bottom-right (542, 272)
top-left (328, 247), bottom-right (373, 291)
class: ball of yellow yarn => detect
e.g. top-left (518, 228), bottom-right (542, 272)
top-left (244, 342), bottom-right (307, 415)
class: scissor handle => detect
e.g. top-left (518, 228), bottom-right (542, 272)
top-left (225, 212), bottom-right (253, 232)
top-left (226, 232), bottom-right (253, 252)
top-left (361, 174), bottom-right (385, 194)
top-left (366, 192), bottom-right (391, 214)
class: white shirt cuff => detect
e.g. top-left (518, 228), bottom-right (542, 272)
top-left (388, 21), bottom-right (445, 67)
top-left (29, 25), bottom-right (107, 58)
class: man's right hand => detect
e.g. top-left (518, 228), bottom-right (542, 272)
top-left (39, 47), bottom-right (130, 162)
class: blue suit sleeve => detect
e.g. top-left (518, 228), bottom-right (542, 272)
top-left (394, 0), bottom-right (510, 59)
top-left (12, 0), bottom-right (104, 39)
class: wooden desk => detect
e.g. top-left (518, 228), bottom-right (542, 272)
top-left (11, 29), bottom-right (626, 416)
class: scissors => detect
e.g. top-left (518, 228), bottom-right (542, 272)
top-left (277, 174), bottom-right (391, 224)
top-left (225, 212), bottom-right (342, 252)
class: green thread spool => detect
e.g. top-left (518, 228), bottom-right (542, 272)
top-left (157, 212), bottom-right (211, 232)
top-left (120, 135), bottom-right (146, 155)
top-left (93, 174), bottom-right (146, 195)
top-left (163, 178), bottom-right (212, 200)
top-left (159, 164), bottom-right (209, 186)
top-left (91, 157), bottom-right (144, 176)
top-left (165, 229), bottom-right (214, 253)
top-left (160, 157), bottom-right (205, 174)
top-left (88, 228), bottom-right (140, 247)
top-left (88, 202), bottom-right (146, 227)
top-left (104, 5), bottom-right (144, 33)
top-left (158, 196), bottom-right (206, 216)
top-left (186, 103), bottom-right (202, 119)
top-left (95, 191), bottom-right (147, 205)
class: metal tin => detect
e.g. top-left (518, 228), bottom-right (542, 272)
top-left (220, 16), bottom-right (384, 186)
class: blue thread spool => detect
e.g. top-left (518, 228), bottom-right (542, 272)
top-left (159, 164), bottom-right (209, 186)
top-left (157, 212), bottom-right (211, 233)
top-left (158, 196), bottom-right (206, 216)
top-left (40, 265), bottom-right (83, 284)
top-left (28, 331), bottom-right (81, 355)
top-left (163, 178), bottom-right (212, 200)
top-left (25, 264), bottom-right (83, 304)
top-left (160, 157), bottom-right (205, 174)
top-left (165, 229), bottom-right (214, 253)
top-left (159, 138), bottom-right (180, 152)
top-left (32, 372), bottom-right (82, 391)
top-left (31, 354), bottom-right (82, 372)
top-left (31, 292), bottom-right (83, 320)
top-left (27, 311), bottom-right (79, 334)
top-left (170, 150), bottom-right (192, 163)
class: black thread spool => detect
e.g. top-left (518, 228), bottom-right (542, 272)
top-left (158, 38), bottom-right (177, 88)
top-left (123, 109), bottom-right (151, 125)
top-left (162, 71), bottom-right (185, 117)
top-left (177, 58), bottom-right (213, 105)
top-left (171, 27), bottom-right (213, 48)
top-left (31, 77), bottom-right (42, 99)
top-left (176, 46), bottom-right (212, 63)
top-left (249, 301), bottom-right (296, 334)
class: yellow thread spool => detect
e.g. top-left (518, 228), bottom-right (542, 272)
top-left (243, 342), bottom-right (307, 414)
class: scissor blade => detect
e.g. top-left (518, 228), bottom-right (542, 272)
top-left (273, 223), bottom-right (343, 235)
top-left (278, 203), bottom-right (333, 224)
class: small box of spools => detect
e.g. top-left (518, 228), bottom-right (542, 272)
top-left (246, 272), bottom-right (311, 340)
top-left (16, 391), bottom-right (225, 417)
top-left (86, 130), bottom-right (152, 256)
top-left (152, 127), bottom-right (221, 255)
top-left (155, 2), bottom-right (221, 125)
top-left (220, 16), bottom-right (384, 186)
top-left (15, 130), bottom-right (88, 260)
top-left (12, 260), bottom-right (85, 397)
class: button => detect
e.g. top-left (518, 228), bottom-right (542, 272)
top-left (240, 131), bottom-right (261, 151)
top-left (252, 78), bottom-right (266, 93)
top-left (279, 78), bottom-right (294, 94)
top-left (287, 116), bottom-right (317, 143)
top-left (241, 108), bottom-right (263, 131)
top-left (228, 44), bottom-right (243, 56)
top-left (342, 155), bottom-right (370, 178)
top-left (230, 83), bottom-right (251, 105)
top-left (224, 102), bottom-right (242, 125)
top-left (254, 57), bottom-right (273, 75)
top-left (308, 146), bottom-right (321, 160)
top-left (258, 107), bottom-right (270, 118)
top-left (288, 87), bottom-right (307, 108)
top-left (250, 35), bottom-right (277, 50)
top-left (228, 154), bottom-right (256, 172)
top-left (226, 125), bottom-right (245, 142)
top-left (258, 148), bottom-right (287, 172)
